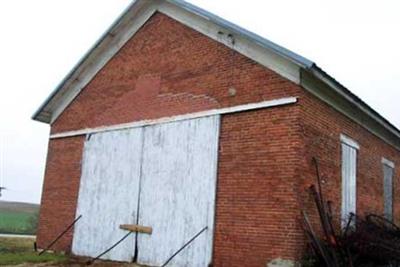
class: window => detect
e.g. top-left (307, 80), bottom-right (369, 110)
top-left (341, 134), bottom-right (359, 226)
top-left (382, 158), bottom-right (395, 221)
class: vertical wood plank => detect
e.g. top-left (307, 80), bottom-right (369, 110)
top-left (341, 143), bottom-right (357, 226)
top-left (137, 115), bottom-right (220, 267)
top-left (383, 165), bottom-right (394, 221)
top-left (72, 128), bottom-right (143, 262)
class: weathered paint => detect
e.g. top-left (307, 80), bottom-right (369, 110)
top-left (137, 115), bottom-right (220, 266)
top-left (383, 163), bottom-right (394, 221)
top-left (72, 128), bottom-right (143, 262)
top-left (72, 115), bottom-right (220, 264)
top-left (341, 141), bottom-right (357, 226)
top-left (49, 97), bottom-right (297, 139)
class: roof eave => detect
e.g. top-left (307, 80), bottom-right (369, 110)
top-left (31, 0), bottom-right (146, 124)
top-left (31, 0), bottom-right (400, 152)
top-left (301, 65), bottom-right (400, 150)
top-left (32, 0), bottom-right (314, 124)
top-left (166, 0), bottom-right (314, 68)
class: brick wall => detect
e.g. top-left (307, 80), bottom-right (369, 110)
top-left (298, 90), bottom-right (400, 229)
top-left (51, 12), bottom-right (300, 134)
top-left (214, 105), bottom-right (304, 266)
top-left (39, 13), bottom-right (304, 265)
top-left (36, 11), bottom-right (400, 266)
top-left (37, 136), bottom-right (84, 251)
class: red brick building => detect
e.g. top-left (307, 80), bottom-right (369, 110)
top-left (33, 1), bottom-right (400, 266)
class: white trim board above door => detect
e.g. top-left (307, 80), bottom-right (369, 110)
top-left (50, 97), bottom-right (297, 139)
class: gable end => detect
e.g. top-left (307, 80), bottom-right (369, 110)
top-left (32, 0), bottom-right (400, 151)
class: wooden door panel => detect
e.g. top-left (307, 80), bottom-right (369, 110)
top-left (137, 116), bottom-right (220, 267)
top-left (72, 128), bottom-right (143, 262)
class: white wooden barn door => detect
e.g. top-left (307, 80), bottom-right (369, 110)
top-left (72, 116), bottom-right (220, 266)
top-left (72, 128), bottom-right (144, 262)
top-left (137, 116), bottom-right (220, 267)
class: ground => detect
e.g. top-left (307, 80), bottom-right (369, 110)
top-left (0, 237), bottom-right (66, 266)
top-left (0, 236), bottom-right (147, 266)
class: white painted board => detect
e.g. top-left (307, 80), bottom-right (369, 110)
top-left (72, 128), bottom-right (143, 262)
top-left (137, 116), bottom-right (220, 267)
top-left (341, 142), bottom-right (357, 227)
top-left (383, 164), bottom-right (394, 221)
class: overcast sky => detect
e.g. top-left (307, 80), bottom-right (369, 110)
top-left (0, 0), bottom-right (399, 204)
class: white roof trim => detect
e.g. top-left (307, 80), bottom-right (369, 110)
top-left (382, 157), bottom-right (395, 169)
top-left (49, 3), bottom-right (157, 124)
top-left (49, 97), bottom-right (297, 139)
top-left (32, 0), bottom-right (400, 151)
top-left (341, 134), bottom-right (360, 150)
top-left (159, 1), bottom-right (302, 83)
top-left (33, 0), bottom-right (304, 124)
top-left (302, 69), bottom-right (400, 151)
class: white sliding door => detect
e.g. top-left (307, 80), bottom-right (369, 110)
top-left (72, 128), bottom-right (143, 262)
top-left (137, 116), bottom-right (220, 267)
top-left (72, 116), bottom-right (220, 266)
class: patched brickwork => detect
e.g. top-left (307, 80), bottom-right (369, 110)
top-left (41, 13), bottom-right (304, 264)
top-left (37, 11), bottom-right (400, 267)
top-left (51, 12), bottom-right (300, 134)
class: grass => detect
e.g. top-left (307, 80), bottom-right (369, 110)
top-left (0, 201), bottom-right (39, 235)
top-left (0, 237), bottom-right (67, 266)
top-left (0, 211), bottom-right (36, 235)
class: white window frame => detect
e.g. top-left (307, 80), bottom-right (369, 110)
top-left (340, 134), bottom-right (359, 227)
top-left (382, 157), bottom-right (395, 221)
